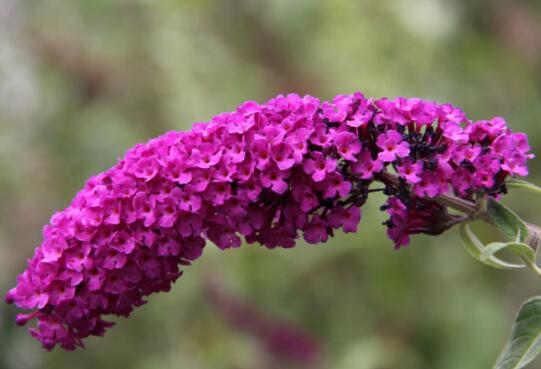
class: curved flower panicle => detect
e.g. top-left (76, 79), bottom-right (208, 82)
top-left (5, 91), bottom-right (533, 350)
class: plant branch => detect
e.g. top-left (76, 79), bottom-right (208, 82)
top-left (376, 172), bottom-right (541, 246)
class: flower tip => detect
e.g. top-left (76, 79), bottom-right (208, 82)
top-left (15, 313), bottom-right (35, 326)
top-left (5, 290), bottom-right (15, 304)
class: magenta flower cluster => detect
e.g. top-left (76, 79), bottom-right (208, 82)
top-left (5, 92), bottom-right (533, 350)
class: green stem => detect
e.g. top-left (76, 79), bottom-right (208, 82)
top-left (526, 222), bottom-right (541, 249)
top-left (528, 260), bottom-right (541, 277)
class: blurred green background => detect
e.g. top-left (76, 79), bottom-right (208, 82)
top-left (1, 0), bottom-right (541, 368)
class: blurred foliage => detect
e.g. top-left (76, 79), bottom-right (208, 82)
top-left (0, 0), bottom-right (540, 368)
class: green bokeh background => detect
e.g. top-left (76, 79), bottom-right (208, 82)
top-left (1, 0), bottom-right (540, 368)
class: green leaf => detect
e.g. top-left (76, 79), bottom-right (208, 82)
top-left (487, 198), bottom-right (528, 243)
top-left (506, 179), bottom-right (541, 195)
top-left (459, 223), bottom-right (524, 270)
top-left (481, 242), bottom-right (535, 266)
top-left (494, 296), bottom-right (541, 369)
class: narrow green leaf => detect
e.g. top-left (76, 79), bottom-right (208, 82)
top-left (481, 242), bottom-right (535, 265)
top-left (459, 223), bottom-right (524, 270)
top-left (507, 179), bottom-right (541, 195)
top-left (487, 198), bottom-right (528, 243)
top-left (494, 296), bottom-right (541, 369)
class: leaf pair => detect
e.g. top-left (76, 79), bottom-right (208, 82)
top-left (461, 179), bottom-right (541, 369)
top-left (459, 223), bottom-right (525, 270)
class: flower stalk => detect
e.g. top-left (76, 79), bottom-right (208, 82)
top-left (378, 172), bottom-right (541, 249)
top-left (4, 91), bottom-right (536, 350)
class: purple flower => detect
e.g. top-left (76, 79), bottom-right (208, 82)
top-left (318, 173), bottom-right (352, 199)
top-left (191, 143), bottom-right (222, 169)
top-left (413, 171), bottom-right (448, 198)
top-left (376, 130), bottom-right (410, 162)
top-left (303, 152), bottom-right (337, 182)
top-left (271, 142), bottom-right (296, 170)
top-left (328, 206), bottom-right (361, 233)
top-left (5, 91), bottom-right (532, 350)
top-left (385, 197), bottom-right (459, 249)
top-left (333, 131), bottom-right (361, 161)
top-left (502, 152), bottom-right (529, 177)
top-left (351, 150), bottom-right (383, 180)
top-left (251, 139), bottom-right (272, 170)
top-left (442, 122), bottom-right (468, 143)
top-left (397, 159), bottom-right (423, 184)
top-left (260, 165), bottom-right (289, 194)
top-left (303, 215), bottom-right (329, 244)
